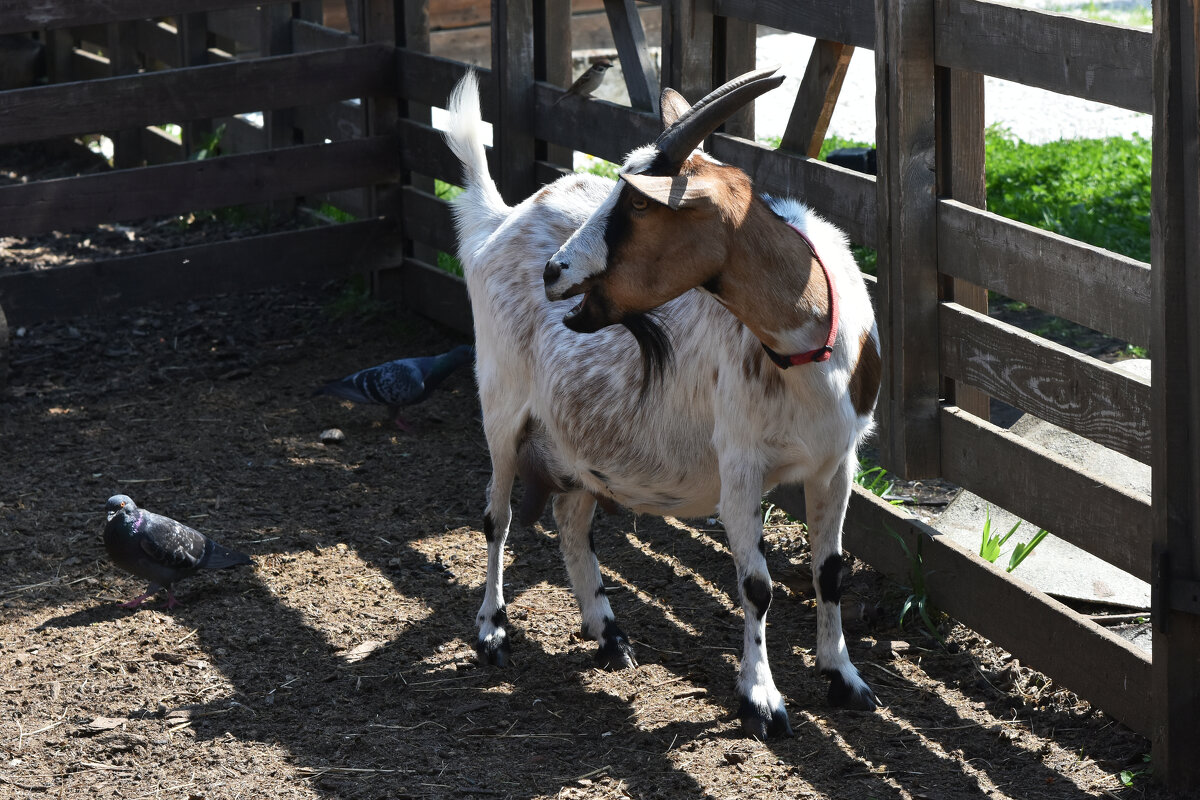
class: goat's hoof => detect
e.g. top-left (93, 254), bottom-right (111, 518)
top-left (475, 631), bottom-right (511, 667)
top-left (825, 668), bottom-right (880, 710)
top-left (738, 696), bottom-right (794, 740)
top-left (594, 637), bottom-right (637, 670)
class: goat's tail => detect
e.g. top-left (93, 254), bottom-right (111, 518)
top-left (444, 70), bottom-right (509, 255)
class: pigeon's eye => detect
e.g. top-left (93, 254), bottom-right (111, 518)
top-left (631, 196), bottom-right (649, 211)
top-left (120, 502), bottom-right (126, 508)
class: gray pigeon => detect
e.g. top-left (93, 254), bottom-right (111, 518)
top-left (316, 344), bottom-right (474, 429)
top-left (103, 495), bottom-right (252, 609)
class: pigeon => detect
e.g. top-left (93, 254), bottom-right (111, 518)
top-left (552, 59), bottom-right (614, 106)
top-left (102, 495), bottom-right (252, 609)
top-left (315, 344), bottom-right (475, 430)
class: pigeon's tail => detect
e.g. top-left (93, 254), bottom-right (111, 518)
top-left (315, 377), bottom-right (376, 405)
top-left (201, 540), bottom-right (253, 570)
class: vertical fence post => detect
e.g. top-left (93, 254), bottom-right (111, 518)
top-left (936, 67), bottom-right (989, 422)
top-left (1150, 0), bottom-right (1200, 788)
top-left (360, 0), bottom-right (406, 298)
top-left (108, 22), bottom-right (143, 168)
top-left (661, 0), bottom-right (713, 101)
top-left (492, 0), bottom-right (537, 203)
top-left (712, 15), bottom-right (755, 138)
top-left (178, 13), bottom-right (211, 159)
top-left (534, 0), bottom-right (573, 173)
top-left (874, 0), bottom-right (941, 478)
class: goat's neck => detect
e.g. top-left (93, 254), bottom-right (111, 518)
top-left (707, 200), bottom-right (832, 357)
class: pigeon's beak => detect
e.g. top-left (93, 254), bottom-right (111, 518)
top-left (107, 510), bottom-right (116, 521)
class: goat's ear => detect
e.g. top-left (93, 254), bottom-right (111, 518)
top-left (660, 88), bottom-right (691, 129)
top-left (623, 173), bottom-right (717, 210)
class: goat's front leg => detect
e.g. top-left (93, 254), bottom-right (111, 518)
top-left (552, 491), bottom-right (635, 669)
top-left (806, 454), bottom-right (879, 710)
top-left (720, 458), bottom-right (793, 739)
top-left (476, 452), bottom-right (517, 666)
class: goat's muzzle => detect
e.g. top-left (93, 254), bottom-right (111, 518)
top-left (543, 258), bottom-right (565, 291)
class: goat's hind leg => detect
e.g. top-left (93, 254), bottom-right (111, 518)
top-left (475, 448), bottom-right (518, 666)
top-left (807, 455), bottom-right (879, 710)
top-left (553, 491), bottom-right (635, 669)
top-left (720, 464), bottom-right (792, 739)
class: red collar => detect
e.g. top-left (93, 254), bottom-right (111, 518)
top-left (761, 224), bottom-right (839, 369)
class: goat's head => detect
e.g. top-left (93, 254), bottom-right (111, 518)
top-left (544, 68), bottom-right (785, 343)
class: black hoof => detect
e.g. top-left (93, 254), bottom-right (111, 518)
top-left (476, 633), bottom-right (511, 667)
top-left (594, 635), bottom-right (637, 670)
top-left (738, 696), bottom-right (794, 740)
top-left (825, 669), bottom-right (880, 710)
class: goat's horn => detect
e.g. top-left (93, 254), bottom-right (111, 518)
top-left (653, 67), bottom-right (785, 173)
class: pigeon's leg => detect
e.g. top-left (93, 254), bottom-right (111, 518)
top-left (120, 583), bottom-right (161, 609)
top-left (475, 421), bottom-right (520, 666)
top-left (389, 408), bottom-right (414, 432)
top-left (164, 589), bottom-right (181, 610)
top-left (553, 491), bottom-right (634, 669)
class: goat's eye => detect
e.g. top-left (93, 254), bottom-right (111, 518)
top-left (631, 196), bottom-right (649, 211)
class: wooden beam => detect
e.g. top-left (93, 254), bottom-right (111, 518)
top-left (661, 0), bottom-right (712, 101)
top-left (0, 0), bottom-right (266, 34)
top-left (0, 220), bottom-right (400, 327)
top-left (936, 65), bottom-right (989, 420)
top-left (603, 0), bottom-right (659, 113)
top-left (712, 14), bottom-right (756, 138)
top-left (492, 0), bottom-right (537, 202)
top-left (782, 40), bottom-right (854, 158)
top-left (940, 303), bottom-right (1150, 464)
top-left (935, 0), bottom-right (1152, 113)
top-left (941, 405), bottom-right (1151, 582)
top-left (0, 44), bottom-right (396, 146)
top-left (0, 136), bottom-right (403, 237)
top-left (1150, 0), bottom-right (1200, 787)
top-left (937, 199), bottom-right (1152, 348)
top-left (875, 0), bottom-right (941, 478)
top-left (770, 483), bottom-right (1154, 736)
top-left (713, 0), bottom-right (874, 48)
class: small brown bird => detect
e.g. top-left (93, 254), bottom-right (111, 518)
top-left (553, 59), bottom-right (614, 106)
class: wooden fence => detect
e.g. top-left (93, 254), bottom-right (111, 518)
top-left (0, 0), bottom-right (1196, 789)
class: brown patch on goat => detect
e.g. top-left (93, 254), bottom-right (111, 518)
top-left (849, 330), bottom-right (881, 416)
top-left (599, 157), bottom-right (832, 353)
top-left (516, 417), bottom-right (572, 525)
top-left (740, 342), bottom-right (785, 396)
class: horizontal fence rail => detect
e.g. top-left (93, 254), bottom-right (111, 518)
top-left (938, 199), bottom-right (1153, 347)
top-left (935, 0), bottom-right (1153, 112)
top-left (0, 44), bottom-right (395, 146)
top-left (0, 136), bottom-right (403, 237)
top-left (0, 0), bottom-right (270, 34)
top-left (940, 303), bottom-right (1151, 463)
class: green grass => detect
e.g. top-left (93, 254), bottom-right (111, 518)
top-left (984, 126), bottom-right (1151, 262)
top-left (435, 180), bottom-right (464, 276)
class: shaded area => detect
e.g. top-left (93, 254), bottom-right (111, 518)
top-left (0, 284), bottom-right (1155, 798)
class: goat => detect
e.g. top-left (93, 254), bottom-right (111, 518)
top-left (444, 67), bottom-right (881, 739)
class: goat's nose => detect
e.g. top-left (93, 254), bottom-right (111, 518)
top-left (543, 259), bottom-right (565, 286)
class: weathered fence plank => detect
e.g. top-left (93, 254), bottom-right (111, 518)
top-left (937, 199), bottom-right (1152, 347)
top-left (940, 405), bottom-right (1151, 582)
top-left (603, 0), bottom-right (658, 113)
top-left (1150, 0), bottom-right (1200, 785)
top-left (935, 0), bottom-right (1153, 113)
top-left (714, 0), bottom-right (874, 48)
top-left (709, 135), bottom-right (877, 247)
top-left (831, 486), bottom-right (1154, 736)
top-left (0, 0), bottom-right (266, 35)
top-left (940, 303), bottom-right (1151, 463)
top-left (875, 0), bottom-right (941, 478)
top-left (0, 137), bottom-right (403, 237)
top-left (781, 40), bottom-right (855, 157)
top-left (0, 44), bottom-right (395, 146)
top-left (0, 220), bottom-right (399, 327)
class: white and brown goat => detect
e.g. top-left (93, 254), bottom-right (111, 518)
top-left (444, 68), bottom-right (881, 739)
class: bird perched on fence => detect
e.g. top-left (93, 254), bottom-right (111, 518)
top-left (553, 59), bottom-right (614, 106)
top-left (102, 495), bottom-right (252, 610)
top-left (315, 344), bottom-right (474, 430)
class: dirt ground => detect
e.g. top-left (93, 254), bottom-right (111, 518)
top-left (0, 146), bottom-right (1179, 800)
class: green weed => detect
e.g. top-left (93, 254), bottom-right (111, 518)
top-left (978, 505), bottom-right (1050, 573)
top-left (884, 525), bottom-right (943, 643)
